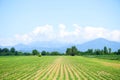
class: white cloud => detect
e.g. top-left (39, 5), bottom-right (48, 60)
top-left (14, 34), bottom-right (32, 44)
top-left (14, 24), bottom-right (55, 44)
top-left (31, 24), bottom-right (55, 41)
top-left (0, 24), bottom-right (120, 46)
top-left (109, 30), bottom-right (120, 41)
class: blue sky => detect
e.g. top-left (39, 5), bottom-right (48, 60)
top-left (0, 0), bottom-right (120, 46)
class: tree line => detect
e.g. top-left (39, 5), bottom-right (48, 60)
top-left (0, 47), bottom-right (31, 56)
top-left (0, 47), bottom-right (63, 56)
top-left (0, 46), bottom-right (120, 56)
top-left (66, 46), bottom-right (120, 56)
top-left (32, 49), bottom-right (63, 56)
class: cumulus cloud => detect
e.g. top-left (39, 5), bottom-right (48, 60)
top-left (0, 24), bottom-right (120, 46)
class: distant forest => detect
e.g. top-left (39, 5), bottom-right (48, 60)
top-left (0, 46), bottom-right (120, 56)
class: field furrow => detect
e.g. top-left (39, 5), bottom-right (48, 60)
top-left (59, 64), bottom-right (64, 80)
top-left (66, 64), bottom-right (75, 80)
top-left (73, 64), bottom-right (97, 80)
top-left (53, 64), bottom-right (61, 80)
top-left (47, 63), bottom-right (60, 80)
top-left (40, 63), bottom-right (57, 80)
top-left (69, 64), bottom-right (82, 80)
top-left (0, 56), bottom-right (120, 80)
top-left (64, 64), bottom-right (69, 80)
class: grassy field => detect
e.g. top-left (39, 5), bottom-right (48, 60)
top-left (0, 56), bottom-right (120, 80)
top-left (84, 55), bottom-right (120, 60)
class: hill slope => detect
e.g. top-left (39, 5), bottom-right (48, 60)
top-left (0, 38), bottom-right (120, 52)
top-left (76, 38), bottom-right (120, 51)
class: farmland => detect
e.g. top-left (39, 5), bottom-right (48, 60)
top-left (0, 56), bottom-right (120, 80)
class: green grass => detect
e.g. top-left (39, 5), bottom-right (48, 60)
top-left (0, 56), bottom-right (120, 80)
top-left (84, 55), bottom-right (120, 60)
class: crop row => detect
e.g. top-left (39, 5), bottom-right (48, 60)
top-left (0, 56), bottom-right (120, 80)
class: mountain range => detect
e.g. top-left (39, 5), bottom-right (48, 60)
top-left (0, 38), bottom-right (120, 52)
top-left (76, 38), bottom-right (120, 52)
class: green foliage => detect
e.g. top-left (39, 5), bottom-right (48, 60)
top-left (66, 48), bottom-right (72, 55)
top-left (104, 46), bottom-right (108, 54)
top-left (0, 47), bottom-right (32, 56)
top-left (50, 51), bottom-right (61, 55)
top-left (38, 54), bottom-right (41, 57)
top-left (117, 49), bottom-right (120, 55)
top-left (66, 46), bottom-right (78, 56)
top-left (94, 49), bottom-right (101, 55)
top-left (41, 50), bottom-right (47, 56)
top-left (108, 48), bottom-right (111, 54)
top-left (86, 49), bottom-right (93, 54)
top-left (3, 48), bottom-right (9, 52)
top-left (71, 46), bottom-right (78, 56)
top-left (32, 49), bottom-right (39, 55)
top-left (24, 52), bottom-right (31, 56)
top-left (0, 46), bottom-right (120, 56)
top-left (10, 47), bottom-right (15, 53)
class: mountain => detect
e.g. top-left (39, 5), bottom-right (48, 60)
top-left (76, 38), bottom-right (120, 51)
top-left (14, 44), bottom-right (30, 52)
top-left (0, 38), bottom-right (120, 52)
top-left (14, 41), bottom-right (73, 52)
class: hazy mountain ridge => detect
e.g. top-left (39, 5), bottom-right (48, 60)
top-left (76, 38), bottom-right (120, 51)
top-left (0, 38), bottom-right (120, 52)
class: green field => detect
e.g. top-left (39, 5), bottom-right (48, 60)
top-left (0, 56), bottom-right (120, 80)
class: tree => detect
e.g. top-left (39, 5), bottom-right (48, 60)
top-left (86, 49), bottom-right (93, 55)
top-left (2, 48), bottom-right (9, 55)
top-left (71, 46), bottom-right (78, 56)
top-left (24, 52), bottom-right (31, 56)
top-left (18, 51), bottom-right (23, 55)
top-left (117, 49), bottom-right (120, 55)
top-left (0, 48), bottom-right (2, 53)
top-left (3, 48), bottom-right (9, 53)
top-left (9, 47), bottom-right (16, 55)
top-left (104, 46), bottom-right (108, 54)
top-left (10, 47), bottom-right (15, 53)
top-left (66, 46), bottom-right (78, 56)
top-left (66, 48), bottom-right (72, 55)
top-left (32, 49), bottom-right (39, 55)
top-left (94, 49), bottom-right (101, 55)
top-left (41, 51), bottom-right (46, 56)
top-left (51, 51), bottom-right (60, 55)
top-left (108, 48), bottom-right (111, 54)
top-left (0, 48), bottom-right (2, 55)
top-left (15, 51), bottom-right (18, 55)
